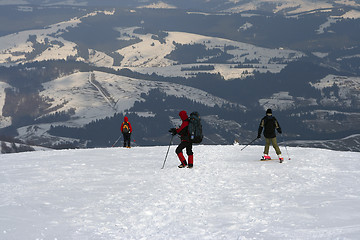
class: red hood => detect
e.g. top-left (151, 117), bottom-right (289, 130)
top-left (179, 111), bottom-right (188, 121)
top-left (124, 116), bottom-right (128, 122)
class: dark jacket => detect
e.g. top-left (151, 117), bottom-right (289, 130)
top-left (176, 111), bottom-right (190, 142)
top-left (258, 114), bottom-right (281, 139)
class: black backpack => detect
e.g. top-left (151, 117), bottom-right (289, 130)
top-left (188, 112), bottom-right (203, 144)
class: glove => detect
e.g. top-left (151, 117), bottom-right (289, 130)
top-left (169, 128), bottom-right (177, 135)
top-left (277, 128), bottom-right (282, 134)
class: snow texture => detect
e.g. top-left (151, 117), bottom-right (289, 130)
top-left (0, 82), bottom-right (12, 128)
top-left (0, 0), bottom-right (28, 5)
top-left (225, 0), bottom-right (334, 14)
top-left (116, 28), bottom-right (303, 80)
top-left (0, 19), bottom-right (303, 80)
top-left (1, 145), bottom-right (360, 239)
top-left (137, 1), bottom-right (177, 9)
top-left (0, 10), bottom-right (114, 65)
top-left (14, 70), bottom-right (244, 143)
top-left (38, 71), bottom-right (243, 126)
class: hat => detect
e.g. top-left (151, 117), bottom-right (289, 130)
top-left (179, 110), bottom-right (188, 121)
top-left (266, 108), bottom-right (272, 114)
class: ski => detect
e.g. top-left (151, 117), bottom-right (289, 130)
top-left (260, 159), bottom-right (283, 163)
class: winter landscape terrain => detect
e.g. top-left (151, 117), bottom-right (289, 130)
top-left (0, 0), bottom-right (359, 150)
top-left (1, 1), bottom-right (360, 239)
top-left (1, 144), bottom-right (360, 239)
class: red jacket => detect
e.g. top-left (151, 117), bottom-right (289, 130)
top-left (121, 116), bottom-right (132, 134)
top-left (176, 111), bottom-right (190, 141)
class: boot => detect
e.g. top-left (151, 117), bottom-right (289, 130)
top-left (177, 152), bottom-right (187, 168)
top-left (178, 161), bottom-right (188, 168)
top-left (187, 155), bottom-right (193, 168)
top-left (262, 154), bottom-right (271, 160)
top-left (278, 154), bottom-right (284, 163)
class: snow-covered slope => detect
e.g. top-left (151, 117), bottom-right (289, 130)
top-left (0, 9), bottom-right (115, 65)
top-left (224, 0), bottom-right (335, 14)
top-left (311, 74), bottom-right (360, 107)
top-left (12, 70), bottom-right (245, 145)
top-left (2, 0), bottom-right (359, 13)
top-left (0, 140), bottom-right (51, 154)
top-left (287, 134), bottom-right (360, 152)
top-left (117, 28), bottom-right (303, 80)
top-left (256, 74), bottom-right (360, 111)
top-left (38, 71), bottom-right (244, 126)
top-left (217, 0), bottom-right (360, 15)
top-left (0, 15), bottom-right (304, 80)
top-left (1, 3), bottom-right (359, 148)
top-left (138, 1), bottom-right (177, 9)
top-left (0, 82), bottom-right (12, 128)
top-left (1, 145), bottom-right (360, 239)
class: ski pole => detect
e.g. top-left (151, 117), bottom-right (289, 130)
top-left (161, 134), bottom-right (174, 169)
top-left (240, 137), bottom-right (258, 151)
top-left (280, 134), bottom-right (291, 160)
top-left (111, 135), bottom-right (122, 147)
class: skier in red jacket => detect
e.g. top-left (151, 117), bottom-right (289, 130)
top-left (121, 116), bottom-right (132, 148)
top-left (169, 110), bottom-right (193, 168)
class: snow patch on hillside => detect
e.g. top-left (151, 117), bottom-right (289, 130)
top-left (259, 75), bottom-right (360, 111)
top-left (335, 0), bottom-right (360, 8)
top-left (137, 1), bottom-right (177, 9)
top-left (115, 27), bottom-right (176, 68)
top-left (0, 10), bottom-right (114, 65)
top-left (0, 18), bottom-right (80, 64)
top-left (39, 71), bottom-right (245, 127)
top-left (1, 17), bottom-right (304, 79)
top-left (16, 123), bottom-right (80, 146)
top-left (0, 82), bottom-right (12, 128)
top-left (259, 91), bottom-right (318, 111)
top-left (238, 22), bottom-right (253, 31)
top-left (287, 133), bottom-right (360, 152)
top-left (129, 63), bottom-right (259, 80)
top-left (225, 0), bottom-right (359, 16)
top-left (312, 52), bottom-right (329, 58)
top-left (225, 0), bottom-right (333, 14)
top-left (259, 92), bottom-right (295, 111)
top-left (316, 9), bottom-right (360, 34)
top-left (116, 28), bottom-right (303, 80)
top-left (316, 17), bottom-right (338, 34)
top-left (43, 0), bottom-right (88, 6)
top-left (338, 9), bottom-right (360, 19)
top-left (88, 49), bottom-right (114, 67)
top-left (311, 75), bottom-right (360, 107)
top-left (0, 0), bottom-right (28, 5)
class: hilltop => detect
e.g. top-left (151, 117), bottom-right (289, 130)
top-left (1, 144), bottom-right (360, 239)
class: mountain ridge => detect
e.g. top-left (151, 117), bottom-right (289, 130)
top-left (1, 0), bottom-right (360, 14)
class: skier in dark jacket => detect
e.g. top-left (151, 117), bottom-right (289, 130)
top-left (121, 116), bottom-right (132, 148)
top-left (169, 110), bottom-right (194, 168)
top-left (257, 109), bottom-right (283, 162)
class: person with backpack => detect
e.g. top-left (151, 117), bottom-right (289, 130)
top-left (121, 116), bottom-right (132, 148)
top-left (257, 109), bottom-right (283, 162)
top-left (169, 110), bottom-right (194, 168)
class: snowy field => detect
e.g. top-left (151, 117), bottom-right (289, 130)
top-left (1, 144), bottom-right (360, 240)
